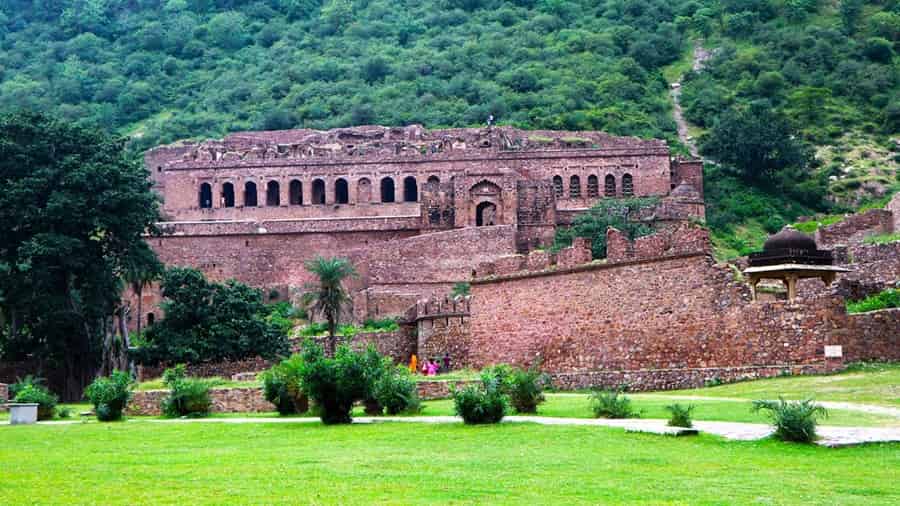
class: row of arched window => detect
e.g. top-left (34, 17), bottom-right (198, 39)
top-left (199, 175), bottom-right (437, 209)
top-left (552, 174), bottom-right (633, 199)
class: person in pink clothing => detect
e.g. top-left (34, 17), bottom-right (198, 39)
top-left (426, 360), bottom-right (438, 376)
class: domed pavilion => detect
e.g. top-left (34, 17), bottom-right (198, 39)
top-left (744, 226), bottom-right (850, 302)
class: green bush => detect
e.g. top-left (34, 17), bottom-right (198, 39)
top-left (590, 388), bottom-right (638, 419)
top-left (481, 363), bottom-right (550, 414)
top-left (752, 398), bottom-right (827, 443)
top-left (160, 365), bottom-right (212, 418)
top-left (846, 288), bottom-right (900, 313)
top-left (452, 376), bottom-right (508, 424)
top-left (665, 403), bottom-right (695, 428)
top-left (361, 347), bottom-right (391, 415)
top-left (298, 341), bottom-right (371, 424)
top-left (13, 384), bottom-right (58, 421)
top-left (260, 355), bottom-right (309, 415)
top-left (84, 371), bottom-right (135, 421)
top-left (8, 374), bottom-right (46, 399)
top-left (376, 366), bottom-right (421, 415)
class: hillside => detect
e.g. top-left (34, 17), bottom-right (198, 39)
top-left (0, 0), bottom-right (897, 258)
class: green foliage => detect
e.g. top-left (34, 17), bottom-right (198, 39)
top-left (589, 388), bottom-right (638, 419)
top-left (451, 282), bottom-right (471, 297)
top-left (752, 397), bottom-right (827, 443)
top-left (0, 112), bottom-right (160, 398)
top-left (0, 0), bottom-right (702, 151)
top-left (665, 403), bottom-right (694, 428)
top-left (260, 355), bottom-right (309, 415)
top-left (481, 363), bottom-right (550, 414)
top-left (846, 289), bottom-right (900, 314)
top-left (8, 375), bottom-right (46, 400)
top-left (13, 383), bottom-right (59, 420)
top-left (302, 256), bottom-right (358, 356)
top-left (863, 232), bottom-right (900, 245)
top-left (134, 267), bottom-right (290, 365)
top-left (297, 340), bottom-right (371, 424)
top-left (452, 375), bottom-right (508, 425)
top-left (160, 364), bottom-right (212, 418)
top-left (84, 370), bottom-right (134, 421)
top-left (553, 197), bottom-right (659, 259)
top-left (375, 365), bottom-right (421, 415)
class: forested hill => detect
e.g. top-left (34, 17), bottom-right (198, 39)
top-left (0, 0), bottom-right (898, 256)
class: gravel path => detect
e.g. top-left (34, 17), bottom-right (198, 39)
top-left (671, 42), bottom-right (710, 158)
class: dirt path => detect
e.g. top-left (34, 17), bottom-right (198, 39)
top-left (671, 43), bottom-right (710, 158)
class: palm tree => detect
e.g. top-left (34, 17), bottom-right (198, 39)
top-left (122, 245), bottom-right (163, 336)
top-left (302, 256), bottom-right (358, 356)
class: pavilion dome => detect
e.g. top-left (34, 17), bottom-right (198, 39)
top-left (763, 226), bottom-right (817, 252)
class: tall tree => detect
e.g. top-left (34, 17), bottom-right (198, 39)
top-left (0, 112), bottom-right (160, 399)
top-left (302, 256), bottom-right (357, 356)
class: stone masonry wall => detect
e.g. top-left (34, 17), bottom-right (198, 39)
top-left (841, 308), bottom-right (900, 362)
top-left (816, 209), bottom-right (894, 248)
top-left (128, 380), bottom-right (476, 416)
top-left (0, 383), bottom-right (7, 403)
top-left (448, 252), bottom-right (857, 390)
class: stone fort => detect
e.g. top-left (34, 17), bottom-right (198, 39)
top-left (127, 124), bottom-right (899, 390)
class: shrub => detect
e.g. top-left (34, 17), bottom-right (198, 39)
top-left (452, 376), bottom-right (508, 424)
top-left (361, 346), bottom-right (391, 415)
top-left (846, 288), bottom-right (900, 313)
top-left (590, 388), bottom-right (638, 419)
top-left (8, 374), bottom-right (46, 399)
top-left (752, 398), bottom-right (827, 443)
top-left (84, 371), bottom-right (135, 421)
top-left (261, 355), bottom-right (309, 415)
top-left (13, 384), bottom-right (58, 420)
top-left (298, 341), bottom-right (370, 424)
top-left (506, 365), bottom-right (550, 414)
top-left (160, 365), bottom-right (212, 418)
top-left (376, 366), bottom-right (421, 415)
top-left (665, 403), bottom-right (695, 428)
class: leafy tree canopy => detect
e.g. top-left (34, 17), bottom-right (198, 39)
top-left (0, 112), bottom-right (160, 398)
top-left (553, 197), bottom-right (660, 259)
top-left (134, 267), bottom-right (290, 365)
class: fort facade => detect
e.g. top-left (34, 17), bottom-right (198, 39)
top-left (136, 125), bottom-right (705, 326)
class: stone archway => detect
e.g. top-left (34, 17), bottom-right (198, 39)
top-left (469, 180), bottom-right (503, 227)
top-left (476, 201), bottom-right (497, 226)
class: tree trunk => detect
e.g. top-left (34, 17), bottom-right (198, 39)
top-left (326, 314), bottom-right (337, 357)
top-left (135, 283), bottom-right (143, 335)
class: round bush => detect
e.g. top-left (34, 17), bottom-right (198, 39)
top-left (84, 371), bottom-right (135, 422)
top-left (452, 380), bottom-right (507, 424)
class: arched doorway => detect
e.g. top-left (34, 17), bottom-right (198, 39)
top-left (476, 202), bottom-right (497, 226)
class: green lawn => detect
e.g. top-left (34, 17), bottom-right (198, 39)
top-left (1, 422), bottom-right (898, 505)
top-left (665, 363), bottom-right (900, 407)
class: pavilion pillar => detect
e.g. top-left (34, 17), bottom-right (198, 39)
top-left (785, 274), bottom-right (798, 302)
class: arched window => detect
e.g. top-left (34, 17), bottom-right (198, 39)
top-left (426, 175), bottom-right (440, 192)
top-left (335, 178), bottom-right (349, 204)
top-left (587, 175), bottom-right (599, 198)
top-left (199, 183), bottom-right (212, 208)
top-left (147, 312), bottom-right (155, 326)
top-left (476, 202), bottom-right (497, 226)
top-left (289, 180), bottom-right (302, 205)
top-left (403, 176), bottom-right (418, 202)
top-left (552, 175), bottom-right (563, 198)
top-left (357, 178), bottom-right (372, 203)
top-left (604, 175), bottom-right (616, 197)
top-left (569, 175), bottom-right (581, 198)
top-left (381, 177), bottom-right (395, 203)
top-left (222, 182), bottom-right (235, 207)
top-left (622, 173), bottom-right (634, 196)
top-left (244, 181), bottom-right (258, 207)
top-left (266, 181), bottom-right (280, 206)
top-left (312, 179), bottom-right (325, 205)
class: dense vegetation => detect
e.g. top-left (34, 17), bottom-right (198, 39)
top-left (0, 1), bottom-right (896, 261)
top-left (133, 267), bottom-right (290, 365)
top-left (0, 113), bottom-right (160, 399)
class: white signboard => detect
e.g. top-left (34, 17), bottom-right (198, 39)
top-left (824, 345), bottom-right (843, 358)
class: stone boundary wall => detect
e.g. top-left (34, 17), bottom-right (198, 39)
top-left (136, 330), bottom-right (417, 382)
top-left (550, 364), bottom-right (832, 391)
top-left (816, 209), bottom-right (894, 248)
top-left (841, 308), bottom-right (900, 363)
top-left (128, 379), bottom-right (477, 416)
top-left (0, 383), bottom-right (7, 406)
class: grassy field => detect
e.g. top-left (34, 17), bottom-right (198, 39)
top-left (2, 421), bottom-right (899, 505)
top-left (665, 363), bottom-right (900, 407)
